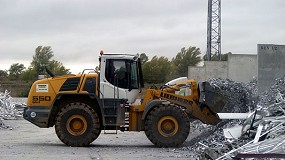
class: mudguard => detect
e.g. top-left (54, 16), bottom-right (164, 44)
top-left (141, 99), bottom-right (168, 120)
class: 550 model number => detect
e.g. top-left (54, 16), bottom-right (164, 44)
top-left (32, 96), bottom-right (51, 103)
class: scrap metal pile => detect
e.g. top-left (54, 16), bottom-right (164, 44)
top-left (183, 76), bottom-right (285, 159)
top-left (0, 90), bottom-right (24, 129)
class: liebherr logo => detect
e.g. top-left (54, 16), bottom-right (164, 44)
top-left (160, 92), bottom-right (193, 105)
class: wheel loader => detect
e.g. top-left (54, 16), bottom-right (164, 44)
top-left (23, 53), bottom-right (224, 147)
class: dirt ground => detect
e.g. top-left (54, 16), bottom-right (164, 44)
top-left (0, 118), bottom-right (194, 160)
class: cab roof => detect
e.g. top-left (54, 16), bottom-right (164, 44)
top-left (100, 53), bottom-right (138, 60)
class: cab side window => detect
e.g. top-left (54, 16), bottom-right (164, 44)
top-left (105, 60), bottom-right (128, 89)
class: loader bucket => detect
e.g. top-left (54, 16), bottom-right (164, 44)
top-left (199, 82), bottom-right (225, 113)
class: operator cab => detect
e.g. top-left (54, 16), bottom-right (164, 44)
top-left (99, 53), bottom-right (144, 103)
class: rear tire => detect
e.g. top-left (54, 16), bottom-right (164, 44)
top-left (145, 104), bottom-right (190, 147)
top-left (55, 101), bottom-right (101, 147)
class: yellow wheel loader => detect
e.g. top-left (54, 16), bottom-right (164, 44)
top-left (23, 53), bottom-right (224, 147)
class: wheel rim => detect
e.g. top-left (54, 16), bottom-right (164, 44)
top-left (66, 115), bottom-right (87, 136)
top-left (157, 116), bottom-right (179, 137)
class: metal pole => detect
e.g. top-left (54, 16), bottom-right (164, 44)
top-left (206, 0), bottom-right (221, 61)
top-left (206, 0), bottom-right (212, 61)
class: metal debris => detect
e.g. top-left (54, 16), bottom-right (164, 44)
top-left (0, 89), bottom-right (25, 129)
top-left (182, 76), bottom-right (285, 159)
top-left (240, 135), bottom-right (285, 154)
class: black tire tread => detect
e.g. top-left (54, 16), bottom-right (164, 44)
top-left (145, 104), bottom-right (190, 147)
top-left (55, 101), bottom-right (100, 147)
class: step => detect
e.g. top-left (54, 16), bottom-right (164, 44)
top-left (103, 129), bottom-right (118, 134)
top-left (104, 115), bottom-right (117, 118)
top-left (104, 124), bottom-right (118, 126)
top-left (103, 105), bottom-right (117, 109)
top-left (104, 109), bottom-right (117, 115)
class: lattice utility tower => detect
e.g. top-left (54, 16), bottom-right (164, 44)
top-left (206, 0), bottom-right (221, 61)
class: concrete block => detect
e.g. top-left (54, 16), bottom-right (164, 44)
top-left (258, 44), bottom-right (285, 93)
top-left (228, 54), bottom-right (257, 83)
top-left (188, 66), bottom-right (205, 82)
top-left (188, 54), bottom-right (257, 83)
top-left (188, 61), bottom-right (227, 82)
top-left (205, 61), bottom-right (228, 80)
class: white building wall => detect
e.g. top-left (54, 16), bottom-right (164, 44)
top-left (188, 54), bottom-right (257, 83)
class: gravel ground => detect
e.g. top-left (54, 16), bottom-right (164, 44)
top-left (0, 118), bottom-right (196, 160)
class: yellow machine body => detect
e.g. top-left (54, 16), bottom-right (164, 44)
top-left (23, 53), bottom-right (224, 147)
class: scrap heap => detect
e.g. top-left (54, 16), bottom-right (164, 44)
top-left (182, 76), bottom-right (285, 159)
top-left (0, 90), bottom-right (24, 129)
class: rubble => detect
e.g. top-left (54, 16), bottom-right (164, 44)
top-left (182, 76), bottom-right (285, 159)
top-left (0, 89), bottom-right (25, 129)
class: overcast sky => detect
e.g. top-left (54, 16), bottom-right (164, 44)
top-left (0, 0), bottom-right (284, 74)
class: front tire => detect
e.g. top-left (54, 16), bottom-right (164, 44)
top-left (145, 104), bottom-right (190, 147)
top-left (55, 101), bottom-right (101, 147)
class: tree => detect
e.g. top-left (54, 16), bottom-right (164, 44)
top-left (172, 46), bottom-right (202, 77)
top-left (49, 60), bottom-right (71, 75)
top-left (0, 70), bottom-right (8, 81)
top-left (31, 46), bottom-right (54, 75)
top-left (21, 68), bottom-right (37, 82)
top-left (142, 56), bottom-right (171, 83)
top-left (95, 66), bottom-right (100, 73)
top-left (30, 46), bottom-right (70, 78)
top-left (8, 63), bottom-right (25, 80)
top-left (165, 62), bottom-right (179, 82)
top-left (203, 52), bottom-right (230, 61)
top-left (139, 53), bottom-right (149, 65)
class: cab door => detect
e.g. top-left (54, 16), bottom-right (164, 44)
top-left (100, 58), bottom-right (140, 103)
